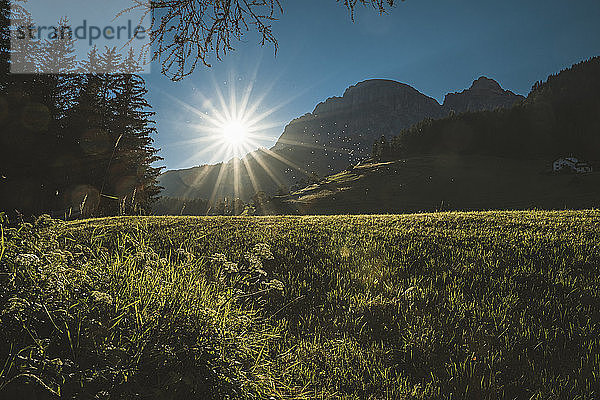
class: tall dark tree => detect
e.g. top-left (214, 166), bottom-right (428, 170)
top-left (59, 47), bottom-right (108, 217)
top-left (33, 18), bottom-right (81, 214)
top-left (101, 49), bottom-right (163, 215)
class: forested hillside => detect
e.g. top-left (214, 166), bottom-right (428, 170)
top-left (377, 57), bottom-right (600, 162)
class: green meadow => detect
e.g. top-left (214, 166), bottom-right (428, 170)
top-left (1, 211), bottom-right (600, 399)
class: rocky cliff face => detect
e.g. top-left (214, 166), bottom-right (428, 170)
top-left (271, 79), bottom-right (445, 180)
top-left (159, 77), bottom-right (524, 201)
top-left (443, 76), bottom-right (524, 113)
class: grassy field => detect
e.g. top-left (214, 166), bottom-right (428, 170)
top-left (1, 211), bottom-right (600, 399)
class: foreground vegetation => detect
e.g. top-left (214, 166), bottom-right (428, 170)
top-left (1, 211), bottom-right (600, 399)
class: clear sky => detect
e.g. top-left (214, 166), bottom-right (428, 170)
top-left (147, 0), bottom-right (600, 170)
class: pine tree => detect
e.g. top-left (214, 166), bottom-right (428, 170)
top-left (36, 17), bottom-right (77, 74)
top-left (5, 0), bottom-right (38, 75)
top-left (60, 47), bottom-right (115, 217)
top-left (31, 17), bottom-right (82, 215)
top-left (108, 49), bottom-right (162, 214)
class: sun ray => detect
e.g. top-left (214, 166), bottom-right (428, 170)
top-left (160, 64), bottom-right (334, 204)
top-left (238, 79), bottom-right (255, 121)
top-left (238, 52), bottom-right (264, 117)
top-left (229, 71), bottom-right (238, 122)
top-left (242, 74), bottom-right (329, 129)
top-left (233, 156), bottom-right (242, 202)
top-left (172, 140), bottom-right (226, 170)
top-left (259, 147), bottom-right (310, 177)
top-left (240, 152), bottom-right (261, 199)
top-left (212, 77), bottom-right (233, 122)
top-left (272, 136), bottom-right (353, 155)
top-left (181, 146), bottom-right (231, 200)
top-left (208, 159), bottom-right (234, 206)
top-left (246, 149), bottom-right (285, 190)
top-left (159, 89), bottom-right (226, 127)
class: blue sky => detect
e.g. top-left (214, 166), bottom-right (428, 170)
top-left (147, 0), bottom-right (600, 170)
top-left (17, 0), bottom-right (151, 73)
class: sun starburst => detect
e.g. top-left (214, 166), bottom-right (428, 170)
top-left (157, 69), bottom-right (328, 208)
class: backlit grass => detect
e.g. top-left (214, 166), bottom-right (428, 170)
top-left (1, 211), bottom-right (600, 398)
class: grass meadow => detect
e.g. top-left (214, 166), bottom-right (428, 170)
top-left (1, 210), bottom-right (600, 399)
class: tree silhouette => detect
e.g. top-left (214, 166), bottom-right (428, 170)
top-left (105, 50), bottom-right (162, 215)
top-left (0, 3), bottom-right (163, 219)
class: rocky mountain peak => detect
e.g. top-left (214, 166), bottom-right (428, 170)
top-left (443, 76), bottom-right (524, 113)
top-left (312, 79), bottom-right (433, 116)
top-left (342, 79), bottom-right (420, 97)
top-left (470, 76), bottom-right (503, 92)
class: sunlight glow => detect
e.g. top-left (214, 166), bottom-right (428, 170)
top-left (222, 119), bottom-right (249, 146)
top-left (157, 68), bottom-right (329, 208)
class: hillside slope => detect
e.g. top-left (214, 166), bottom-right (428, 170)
top-left (272, 156), bottom-right (600, 215)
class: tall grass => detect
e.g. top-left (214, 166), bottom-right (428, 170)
top-left (1, 211), bottom-right (599, 398)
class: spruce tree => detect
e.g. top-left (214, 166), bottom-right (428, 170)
top-left (109, 49), bottom-right (162, 215)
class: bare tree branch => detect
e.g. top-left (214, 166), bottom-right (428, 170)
top-left (131, 0), bottom-right (395, 81)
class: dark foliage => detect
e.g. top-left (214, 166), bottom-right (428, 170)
top-left (0, 2), bottom-right (163, 219)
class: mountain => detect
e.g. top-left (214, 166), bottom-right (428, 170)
top-left (158, 77), bottom-right (523, 202)
top-left (262, 56), bottom-right (600, 215)
top-left (443, 76), bottom-right (524, 113)
top-left (270, 79), bottom-right (445, 179)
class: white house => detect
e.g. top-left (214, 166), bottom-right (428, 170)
top-left (552, 157), bottom-right (593, 173)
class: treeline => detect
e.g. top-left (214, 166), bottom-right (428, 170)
top-left (0, 1), bottom-right (162, 219)
top-left (153, 192), bottom-right (288, 216)
top-left (153, 197), bottom-right (244, 216)
top-left (373, 56), bottom-right (600, 162)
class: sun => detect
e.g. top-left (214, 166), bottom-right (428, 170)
top-left (165, 72), bottom-right (295, 175)
top-left (159, 72), bottom-right (313, 204)
top-left (222, 119), bottom-right (249, 145)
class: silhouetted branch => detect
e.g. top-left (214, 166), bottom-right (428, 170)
top-left (129, 0), bottom-right (395, 81)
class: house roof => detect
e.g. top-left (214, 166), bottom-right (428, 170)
top-left (553, 156), bottom-right (588, 164)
